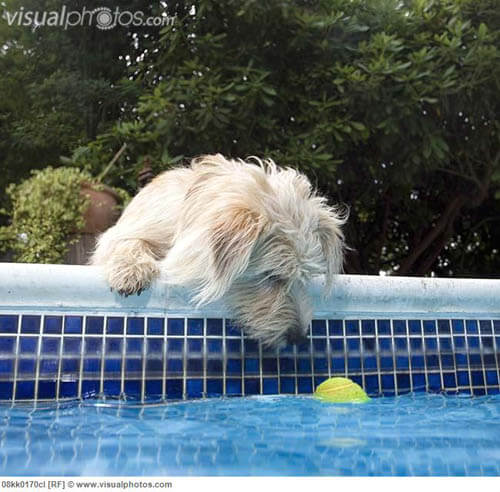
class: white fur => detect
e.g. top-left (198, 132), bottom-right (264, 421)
top-left (91, 154), bottom-right (347, 347)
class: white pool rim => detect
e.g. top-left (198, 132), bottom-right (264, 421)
top-left (1, 263), bottom-right (499, 319)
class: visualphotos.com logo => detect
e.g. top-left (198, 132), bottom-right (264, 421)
top-left (2, 5), bottom-right (176, 30)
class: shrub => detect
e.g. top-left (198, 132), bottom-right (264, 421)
top-left (2, 167), bottom-right (107, 263)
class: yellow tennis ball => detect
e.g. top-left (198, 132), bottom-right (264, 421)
top-left (314, 377), bottom-right (370, 403)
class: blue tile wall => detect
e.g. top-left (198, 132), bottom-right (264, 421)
top-left (0, 314), bottom-right (499, 402)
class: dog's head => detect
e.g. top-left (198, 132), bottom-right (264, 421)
top-left (163, 154), bottom-right (347, 347)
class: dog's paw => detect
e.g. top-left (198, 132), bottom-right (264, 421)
top-left (105, 259), bottom-right (159, 297)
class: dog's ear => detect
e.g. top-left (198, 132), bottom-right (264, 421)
top-left (317, 207), bottom-right (347, 294)
top-left (208, 208), bottom-right (264, 299)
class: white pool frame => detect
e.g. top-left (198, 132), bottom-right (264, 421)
top-left (1, 263), bottom-right (500, 319)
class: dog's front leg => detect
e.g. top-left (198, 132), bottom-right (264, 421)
top-left (93, 234), bottom-right (163, 297)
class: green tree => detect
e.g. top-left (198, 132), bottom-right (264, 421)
top-left (75, 0), bottom-right (500, 276)
top-left (0, 0), bottom-right (163, 217)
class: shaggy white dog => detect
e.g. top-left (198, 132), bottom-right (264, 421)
top-left (91, 154), bottom-right (346, 347)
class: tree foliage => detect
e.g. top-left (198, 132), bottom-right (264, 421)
top-left (1, 0), bottom-right (499, 275)
top-left (0, 0), bottom-right (158, 218)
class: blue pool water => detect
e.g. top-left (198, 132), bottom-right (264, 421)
top-left (1, 394), bottom-right (499, 476)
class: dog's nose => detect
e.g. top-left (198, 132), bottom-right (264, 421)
top-left (286, 328), bottom-right (308, 345)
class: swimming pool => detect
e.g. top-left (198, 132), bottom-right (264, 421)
top-left (1, 394), bottom-right (499, 476)
top-left (0, 263), bottom-right (499, 476)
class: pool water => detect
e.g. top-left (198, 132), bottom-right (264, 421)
top-left (1, 393), bottom-right (499, 476)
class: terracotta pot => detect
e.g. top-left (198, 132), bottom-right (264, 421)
top-left (65, 183), bottom-right (121, 265)
top-left (80, 182), bottom-right (121, 234)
